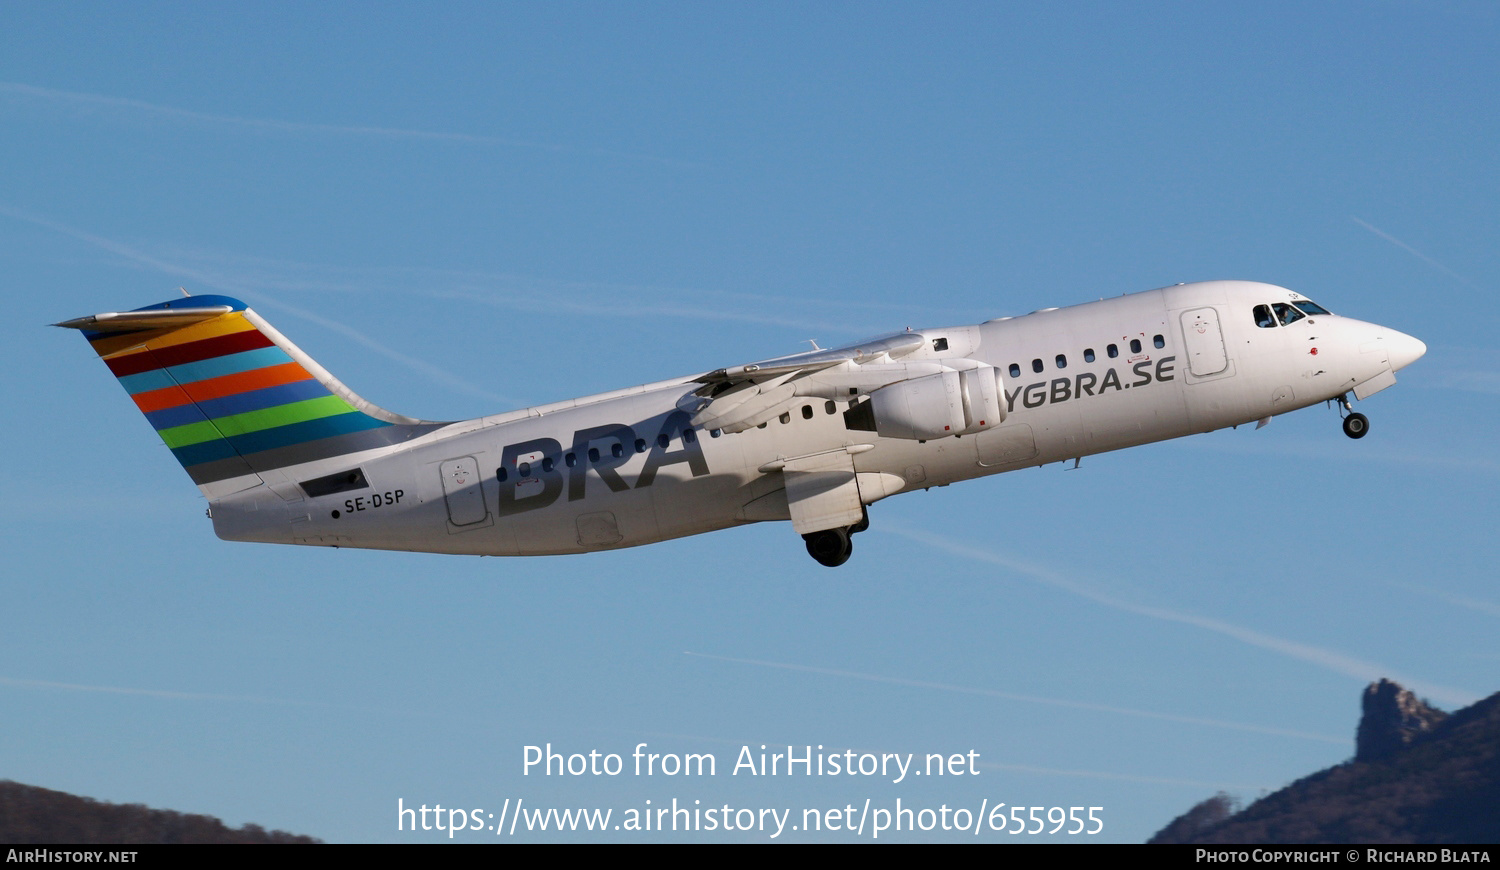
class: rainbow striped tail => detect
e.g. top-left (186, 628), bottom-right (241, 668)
top-left (58, 295), bottom-right (445, 496)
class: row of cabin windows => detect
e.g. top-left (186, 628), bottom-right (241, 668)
top-left (1007, 334), bottom-right (1166, 379)
top-left (498, 399), bottom-right (851, 481)
top-left (495, 427), bottom-right (714, 481)
top-left (772, 400), bottom-right (841, 427)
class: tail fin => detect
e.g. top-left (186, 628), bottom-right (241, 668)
top-left (58, 294), bottom-right (446, 496)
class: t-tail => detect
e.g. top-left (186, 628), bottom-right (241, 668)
top-left (57, 295), bottom-right (446, 501)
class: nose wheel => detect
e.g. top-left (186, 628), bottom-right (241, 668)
top-left (1331, 393), bottom-right (1369, 439)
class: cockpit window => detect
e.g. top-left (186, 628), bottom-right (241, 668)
top-left (1257, 300), bottom-right (1329, 327)
top-left (1272, 303), bottom-right (1305, 326)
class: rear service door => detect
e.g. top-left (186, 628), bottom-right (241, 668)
top-left (440, 456), bottom-right (490, 526)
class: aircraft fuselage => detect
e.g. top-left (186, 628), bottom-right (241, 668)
top-left (203, 280), bottom-right (1423, 562)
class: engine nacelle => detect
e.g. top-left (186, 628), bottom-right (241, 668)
top-left (861, 365), bottom-right (1005, 440)
top-left (958, 363), bottom-right (1004, 432)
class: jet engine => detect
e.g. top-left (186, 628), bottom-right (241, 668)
top-left (850, 364), bottom-right (1004, 440)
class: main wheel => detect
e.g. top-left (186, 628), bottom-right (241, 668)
top-left (804, 528), bottom-right (853, 567)
top-left (1343, 412), bottom-right (1369, 439)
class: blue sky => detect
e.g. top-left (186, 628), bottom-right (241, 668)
top-left (2, 2), bottom-right (1496, 842)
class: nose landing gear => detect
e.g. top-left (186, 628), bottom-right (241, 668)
top-left (1332, 393), bottom-right (1369, 440)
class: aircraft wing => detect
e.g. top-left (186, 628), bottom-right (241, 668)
top-left (682, 331), bottom-right (928, 433)
top-left (693, 331), bottom-right (927, 385)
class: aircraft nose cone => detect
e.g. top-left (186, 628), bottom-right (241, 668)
top-left (1387, 330), bottom-right (1426, 372)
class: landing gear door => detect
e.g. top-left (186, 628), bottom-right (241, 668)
top-left (781, 450), bottom-right (864, 535)
top-left (1181, 307), bottom-right (1231, 378)
top-left (440, 456), bottom-right (492, 529)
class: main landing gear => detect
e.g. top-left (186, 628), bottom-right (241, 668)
top-left (1332, 393), bottom-right (1369, 440)
top-left (802, 509), bottom-right (869, 568)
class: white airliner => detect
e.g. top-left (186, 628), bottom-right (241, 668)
top-left (60, 280), bottom-right (1424, 566)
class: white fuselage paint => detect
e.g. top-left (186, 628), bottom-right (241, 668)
top-left (210, 281), bottom-right (1424, 556)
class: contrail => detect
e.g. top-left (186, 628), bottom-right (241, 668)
top-left (0, 203), bottom-right (224, 286)
top-left (0, 675), bottom-right (325, 708)
top-left (971, 761), bottom-right (1261, 789)
top-left (232, 290), bottom-right (520, 407)
top-left (6, 203), bottom-right (514, 406)
top-left (1432, 367), bottom-right (1500, 396)
top-left (1174, 433), bottom-right (1500, 475)
top-left (888, 525), bottom-right (1478, 708)
top-left (684, 652), bottom-right (1349, 744)
top-left (9, 207), bottom-right (893, 355)
top-left (1351, 216), bottom-right (1483, 292)
top-left (432, 288), bottom-right (880, 336)
top-left (0, 81), bottom-right (696, 167)
top-left (56, 239), bottom-right (976, 340)
top-left (1386, 581), bottom-right (1500, 620)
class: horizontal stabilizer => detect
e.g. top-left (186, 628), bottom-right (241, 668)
top-left (55, 306), bottom-right (235, 333)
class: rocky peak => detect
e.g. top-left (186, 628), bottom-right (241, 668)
top-left (1355, 678), bottom-right (1447, 762)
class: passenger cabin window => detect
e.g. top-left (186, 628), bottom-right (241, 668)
top-left (1032, 359), bottom-right (1043, 374)
top-left (612, 442), bottom-right (625, 457)
top-left (802, 405), bottom-right (814, 419)
top-left (1055, 354), bottom-right (1067, 369)
top-left (496, 467), bottom-right (508, 482)
top-left (635, 438), bottom-right (647, 453)
top-left (1107, 344), bottom-right (1119, 358)
top-left (683, 428), bottom-right (697, 444)
top-left (1084, 348), bottom-right (1095, 363)
top-left (1009, 363), bottom-right (1021, 378)
top-left (1273, 302), bottom-right (1305, 326)
top-left (1154, 334), bottom-right (1165, 348)
top-left (1130, 339), bottom-right (1142, 354)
